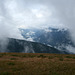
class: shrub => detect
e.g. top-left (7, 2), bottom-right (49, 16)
top-left (59, 58), bottom-right (64, 61)
top-left (0, 53), bottom-right (6, 57)
top-left (37, 54), bottom-right (46, 58)
top-left (48, 56), bottom-right (54, 59)
top-left (72, 57), bottom-right (75, 59)
top-left (10, 58), bottom-right (17, 60)
top-left (66, 56), bottom-right (72, 58)
top-left (7, 62), bottom-right (15, 65)
top-left (21, 55), bottom-right (26, 58)
top-left (28, 55), bottom-right (36, 58)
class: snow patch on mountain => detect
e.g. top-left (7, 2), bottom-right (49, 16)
top-left (44, 28), bottom-right (52, 33)
top-left (25, 37), bottom-right (34, 42)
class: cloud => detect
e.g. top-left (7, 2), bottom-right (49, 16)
top-left (0, 0), bottom-right (23, 39)
top-left (0, 0), bottom-right (75, 46)
top-left (47, 0), bottom-right (75, 43)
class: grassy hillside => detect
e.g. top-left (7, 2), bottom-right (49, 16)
top-left (0, 53), bottom-right (75, 75)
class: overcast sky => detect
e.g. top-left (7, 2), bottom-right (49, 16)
top-left (0, 0), bottom-right (75, 40)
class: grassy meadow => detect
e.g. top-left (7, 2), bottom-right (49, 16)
top-left (0, 53), bottom-right (75, 75)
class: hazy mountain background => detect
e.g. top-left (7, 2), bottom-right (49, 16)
top-left (20, 27), bottom-right (75, 53)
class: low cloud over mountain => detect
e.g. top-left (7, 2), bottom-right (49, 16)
top-left (20, 27), bottom-right (75, 53)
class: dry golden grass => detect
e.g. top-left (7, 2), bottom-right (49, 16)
top-left (0, 53), bottom-right (75, 75)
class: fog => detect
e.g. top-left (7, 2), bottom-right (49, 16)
top-left (0, 0), bottom-right (75, 53)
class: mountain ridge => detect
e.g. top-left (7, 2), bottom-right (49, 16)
top-left (20, 27), bottom-right (75, 53)
top-left (0, 38), bottom-right (69, 54)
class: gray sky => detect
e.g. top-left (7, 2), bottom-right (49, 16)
top-left (0, 0), bottom-right (75, 40)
